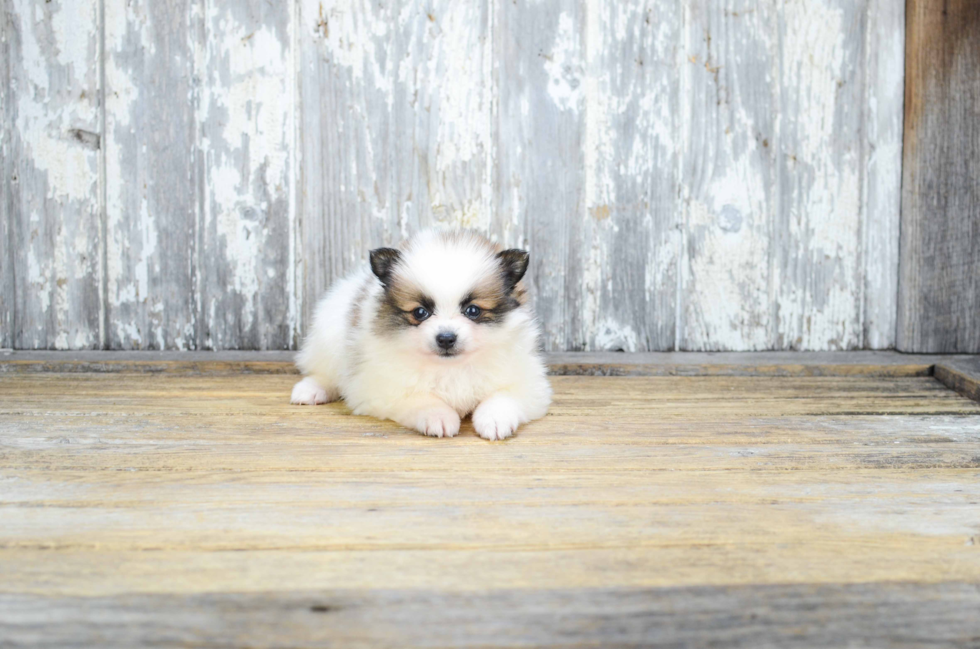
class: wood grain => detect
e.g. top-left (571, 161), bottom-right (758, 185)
top-left (3, 583), bottom-right (980, 649)
top-left (899, 0), bottom-right (980, 353)
top-left (3, 0), bottom-right (103, 350)
top-left (1, 3), bottom-right (10, 350)
top-left (298, 0), bottom-right (492, 330)
top-left (4, 350), bottom-right (975, 379)
top-left (4, 1), bottom-right (909, 352)
top-left (198, 0), bottom-right (297, 350)
top-left (1, 370), bottom-right (980, 644)
top-left (103, 0), bottom-right (199, 350)
top-left (935, 358), bottom-right (980, 404)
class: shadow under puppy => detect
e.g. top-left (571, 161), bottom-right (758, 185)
top-left (291, 230), bottom-right (552, 440)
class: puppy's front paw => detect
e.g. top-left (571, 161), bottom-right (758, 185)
top-left (290, 377), bottom-right (335, 405)
top-left (473, 395), bottom-right (523, 441)
top-left (414, 407), bottom-right (461, 438)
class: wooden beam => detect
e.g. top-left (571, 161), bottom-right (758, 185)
top-left (898, 0), bottom-right (980, 352)
top-left (3, 583), bottom-right (980, 649)
top-left (0, 350), bottom-right (971, 378)
top-left (935, 357), bottom-right (980, 403)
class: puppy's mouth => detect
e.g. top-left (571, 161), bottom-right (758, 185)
top-left (435, 349), bottom-right (460, 358)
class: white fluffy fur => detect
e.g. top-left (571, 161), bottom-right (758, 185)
top-left (291, 230), bottom-right (552, 441)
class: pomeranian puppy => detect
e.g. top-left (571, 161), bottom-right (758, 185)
top-left (291, 229), bottom-right (552, 440)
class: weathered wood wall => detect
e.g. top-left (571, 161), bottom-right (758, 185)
top-left (898, 0), bottom-right (980, 354)
top-left (2, 0), bottom-right (906, 351)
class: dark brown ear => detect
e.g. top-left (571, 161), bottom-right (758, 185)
top-left (497, 249), bottom-right (529, 290)
top-left (369, 248), bottom-right (402, 286)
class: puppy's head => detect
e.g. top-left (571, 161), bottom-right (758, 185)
top-left (369, 231), bottom-right (529, 359)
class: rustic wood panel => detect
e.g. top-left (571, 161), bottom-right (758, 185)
top-left (199, 1), bottom-right (297, 349)
top-left (773, 0), bottom-right (872, 351)
top-left (298, 0), bottom-right (491, 328)
top-left (577, 0), bottom-right (682, 351)
top-left (678, 0), bottom-right (903, 352)
top-left (862, 0), bottom-right (905, 349)
top-left (678, 0), bottom-right (777, 351)
top-left (4, 0), bottom-right (909, 351)
top-left (1, 371), bottom-right (979, 644)
top-left (1, 0), bottom-right (12, 349)
top-left (103, 0), bottom-right (199, 350)
top-left (493, 0), bottom-right (586, 350)
top-left (3, 583), bottom-right (980, 649)
top-left (3, 0), bottom-right (103, 350)
top-left (898, 0), bottom-right (980, 353)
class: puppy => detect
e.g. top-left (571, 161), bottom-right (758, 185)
top-left (291, 229), bottom-right (552, 440)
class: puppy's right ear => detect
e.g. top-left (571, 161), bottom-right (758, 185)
top-left (369, 248), bottom-right (402, 286)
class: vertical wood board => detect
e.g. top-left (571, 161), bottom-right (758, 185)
top-left (199, 0), bottom-right (296, 350)
top-left (898, 0), bottom-right (980, 353)
top-left (678, 0), bottom-right (778, 351)
top-left (4, 0), bottom-right (102, 350)
top-left (577, 0), bottom-right (682, 352)
top-left (494, 0), bottom-right (586, 350)
top-left (103, 0), bottom-right (199, 349)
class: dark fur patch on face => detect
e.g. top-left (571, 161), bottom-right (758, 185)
top-left (374, 274), bottom-right (436, 333)
top-left (460, 261), bottom-right (529, 325)
top-left (369, 248), bottom-right (402, 287)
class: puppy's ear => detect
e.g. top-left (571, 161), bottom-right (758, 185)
top-left (369, 248), bottom-right (402, 286)
top-left (497, 249), bottom-right (529, 290)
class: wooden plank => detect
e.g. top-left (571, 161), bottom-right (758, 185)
top-left (2, 350), bottom-right (972, 377)
top-left (3, 582), bottom-right (980, 648)
top-left (0, 0), bottom-right (11, 349)
top-left (772, 0), bottom-right (869, 351)
top-left (935, 358), bottom-right (980, 404)
top-left (298, 0), bottom-right (491, 329)
top-left (862, 0), bottom-right (905, 349)
top-left (199, 1), bottom-right (297, 350)
top-left (898, 0), bottom-right (980, 353)
top-left (576, 0), bottom-right (681, 351)
top-left (103, 0), bottom-right (199, 350)
top-left (678, 0), bottom-right (776, 351)
top-left (3, 0), bottom-right (102, 350)
top-left (493, 0), bottom-right (586, 350)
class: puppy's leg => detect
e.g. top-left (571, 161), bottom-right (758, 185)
top-left (290, 376), bottom-right (339, 405)
top-left (390, 396), bottom-right (461, 438)
top-left (473, 377), bottom-right (552, 441)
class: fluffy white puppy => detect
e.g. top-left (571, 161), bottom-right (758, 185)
top-left (291, 229), bottom-right (552, 440)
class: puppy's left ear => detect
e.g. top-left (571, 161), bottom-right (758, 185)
top-left (497, 249), bottom-right (529, 290)
top-left (370, 247), bottom-right (402, 286)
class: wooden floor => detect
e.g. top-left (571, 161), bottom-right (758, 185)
top-left (3, 366), bottom-right (980, 647)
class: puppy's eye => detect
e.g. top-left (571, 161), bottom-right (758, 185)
top-left (463, 304), bottom-right (482, 320)
top-left (411, 306), bottom-right (430, 321)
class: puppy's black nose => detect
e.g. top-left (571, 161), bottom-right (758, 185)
top-left (435, 332), bottom-right (457, 350)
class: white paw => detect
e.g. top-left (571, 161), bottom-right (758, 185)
top-left (290, 377), bottom-right (335, 405)
top-left (414, 407), bottom-right (461, 438)
top-left (473, 395), bottom-right (523, 441)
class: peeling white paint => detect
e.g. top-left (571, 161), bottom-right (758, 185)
top-left (6, 0), bottom-right (908, 352)
top-left (543, 13), bottom-right (582, 112)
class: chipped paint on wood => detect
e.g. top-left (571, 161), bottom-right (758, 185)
top-left (4, 0), bottom-right (907, 351)
top-left (200, 1), bottom-right (296, 350)
top-left (4, 0), bottom-right (102, 350)
top-left (299, 0), bottom-right (492, 329)
top-left (104, 0), bottom-right (198, 350)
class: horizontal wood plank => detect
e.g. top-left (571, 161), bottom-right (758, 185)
top-left (4, 582), bottom-right (980, 649)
